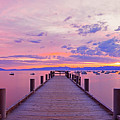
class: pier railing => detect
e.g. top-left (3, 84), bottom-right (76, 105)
top-left (0, 71), bottom-right (55, 119)
top-left (65, 71), bottom-right (120, 120)
top-left (0, 70), bottom-right (120, 120)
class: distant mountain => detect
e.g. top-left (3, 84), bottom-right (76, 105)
top-left (0, 66), bottom-right (120, 71)
top-left (0, 68), bottom-right (5, 71)
top-left (5, 67), bottom-right (71, 71)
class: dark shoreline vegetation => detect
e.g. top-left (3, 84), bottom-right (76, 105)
top-left (0, 66), bottom-right (120, 71)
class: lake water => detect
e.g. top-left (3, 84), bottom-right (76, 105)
top-left (0, 71), bottom-right (49, 109)
top-left (0, 70), bottom-right (120, 111)
top-left (77, 71), bottom-right (120, 111)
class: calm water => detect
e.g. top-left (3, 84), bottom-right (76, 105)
top-left (0, 71), bottom-right (120, 111)
top-left (79, 71), bottom-right (120, 111)
top-left (0, 71), bottom-right (49, 108)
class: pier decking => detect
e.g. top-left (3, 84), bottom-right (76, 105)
top-left (6, 75), bottom-right (112, 120)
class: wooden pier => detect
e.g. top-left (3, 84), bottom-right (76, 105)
top-left (5, 73), bottom-right (113, 120)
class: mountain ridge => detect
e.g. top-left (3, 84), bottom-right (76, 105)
top-left (0, 66), bottom-right (120, 71)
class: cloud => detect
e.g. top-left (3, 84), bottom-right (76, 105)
top-left (106, 34), bottom-right (111, 37)
top-left (71, 50), bottom-right (76, 54)
top-left (71, 24), bottom-right (80, 28)
top-left (93, 43), bottom-right (98, 45)
top-left (14, 38), bottom-right (42, 44)
top-left (86, 49), bottom-right (96, 55)
top-left (69, 55), bottom-right (118, 63)
top-left (69, 38), bottom-right (120, 57)
top-left (61, 45), bottom-right (73, 50)
top-left (29, 40), bottom-right (41, 43)
top-left (26, 32), bottom-right (47, 36)
top-left (98, 38), bottom-right (120, 57)
top-left (67, 47), bottom-right (73, 50)
top-left (40, 46), bottom-right (45, 49)
top-left (62, 44), bottom-right (104, 56)
top-left (114, 26), bottom-right (120, 31)
top-left (0, 60), bottom-right (29, 66)
top-left (96, 13), bottom-right (104, 16)
top-left (71, 22), bottom-right (108, 36)
top-left (88, 15), bottom-right (91, 18)
top-left (77, 24), bottom-right (102, 35)
top-left (14, 39), bottom-right (23, 43)
top-left (87, 40), bottom-right (93, 44)
top-left (37, 32), bottom-right (46, 36)
top-left (74, 45), bottom-right (104, 56)
top-left (76, 46), bottom-right (88, 54)
top-left (64, 16), bottom-right (72, 22)
top-left (0, 55), bottom-right (47, 59)
top-left (68, 38), bottom-right (120, 57)
top-left (61, 45), bottom-right (67, 48)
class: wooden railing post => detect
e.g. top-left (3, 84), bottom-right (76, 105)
top-left (67, 71), bottom-right (69, 78)
top-left (49, 74), bottom-right (51, 79)
top-left (53, 71), bottom-right (55, 77)
top-left (45, 74), bottom-right (47, 81)
top-left (76, 76), bottom-right (79, 84)
top-left (65, 71), bottom-right (67, 77)
top-left (72, 74), bottom-right (74, 80)
top-left (0, 88), bottom-right (6, 119)
top-left (74, 75), bottom-right (76, 82)
top-left (84, 79), bottom-right (89, 92)
top-left (79, 77), bottom-right (81, 86)
top-left (41, 76), bottom-right (44, 84)
top-left (65, 71), bottom-right (69, 78)
top-left (50, 71), bottom-right (52, 78)
top-left (113, 89), bottom-right (120, 120)
top-left (30, 79), bottom-right (35, 91)
top-left (70, 73), bottom-right (71, 79)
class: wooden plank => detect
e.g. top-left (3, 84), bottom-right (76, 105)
top-left (6, 76), bottom-right (112, 120)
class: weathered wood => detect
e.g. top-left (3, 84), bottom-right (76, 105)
top-left (40, 76), bottom-right (43, 84)
top-left (0, 88), bottom-right (6, 118)
top-left (84, 78), bottom-right (89, 91)
top-left (113, 89), bottom-right (120, 120)
top-left (45, 74), bottom-right (47, 81)
top-left (76, 76), bottom-right (79, 84)
top-left (30, 79), bottom-right (35, 92)
top-left (79, 76), bottom-right (81, 86)
top-left (117, 115), bottom-right (120, 120)
top-left (6, 76), bottom-right (112, 120)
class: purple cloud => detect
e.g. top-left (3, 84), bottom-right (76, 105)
top-left (98, 38), bottom-right (120, 57)
top-left (76, 46), bottom-right (88, 54)
top-left (14, 39), bottom-right (23, 43)
top-left (71, 22), bottom-right (108, 36)
top-left (106, 34), bottom-right (111, 37)
top-left (29, 40), bottom-right (41, 43)
top-left (69, 55), bottom-right (118, 63)
top-left (26, 32), bottom-right (47, 37)
top-left (0, 60), bottom-right (29, 66)
top-left (61, 45), bottom-right (67, 48)
top-left (61, 45), bottom-right (73, 50)
top-left (93, 43), bottom-right (98, 45)
top-left (71, 24), bottom-right (80, 28)
top-left (64, 16), bottom-right (72, 22)
top-left (78, 24), bottom-right (103, 35)
top-left (87, 40), bottom-right (93, 44)
top-left (96, 13), bottom-right (104, 16)
top-left (88, 15), bottom-right (91, 18)
top-left (67, 47), bottom-right (73, 50)
top-left (40, 46), bottom-right (45, 49)
top-left (0, 55), bottom-right (47, 59)
top-left (114, 26), bottom-right (120, 31)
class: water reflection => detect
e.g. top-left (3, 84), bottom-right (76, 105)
top-left (79, 71), bottom-right (120, 110)
top-left (0, 71), bottom-right (49, 108)
top-left (0, 70), bottom-right (120, 110)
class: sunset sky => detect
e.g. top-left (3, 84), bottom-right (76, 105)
top-left (0, 0), bottom-right (120, 69)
